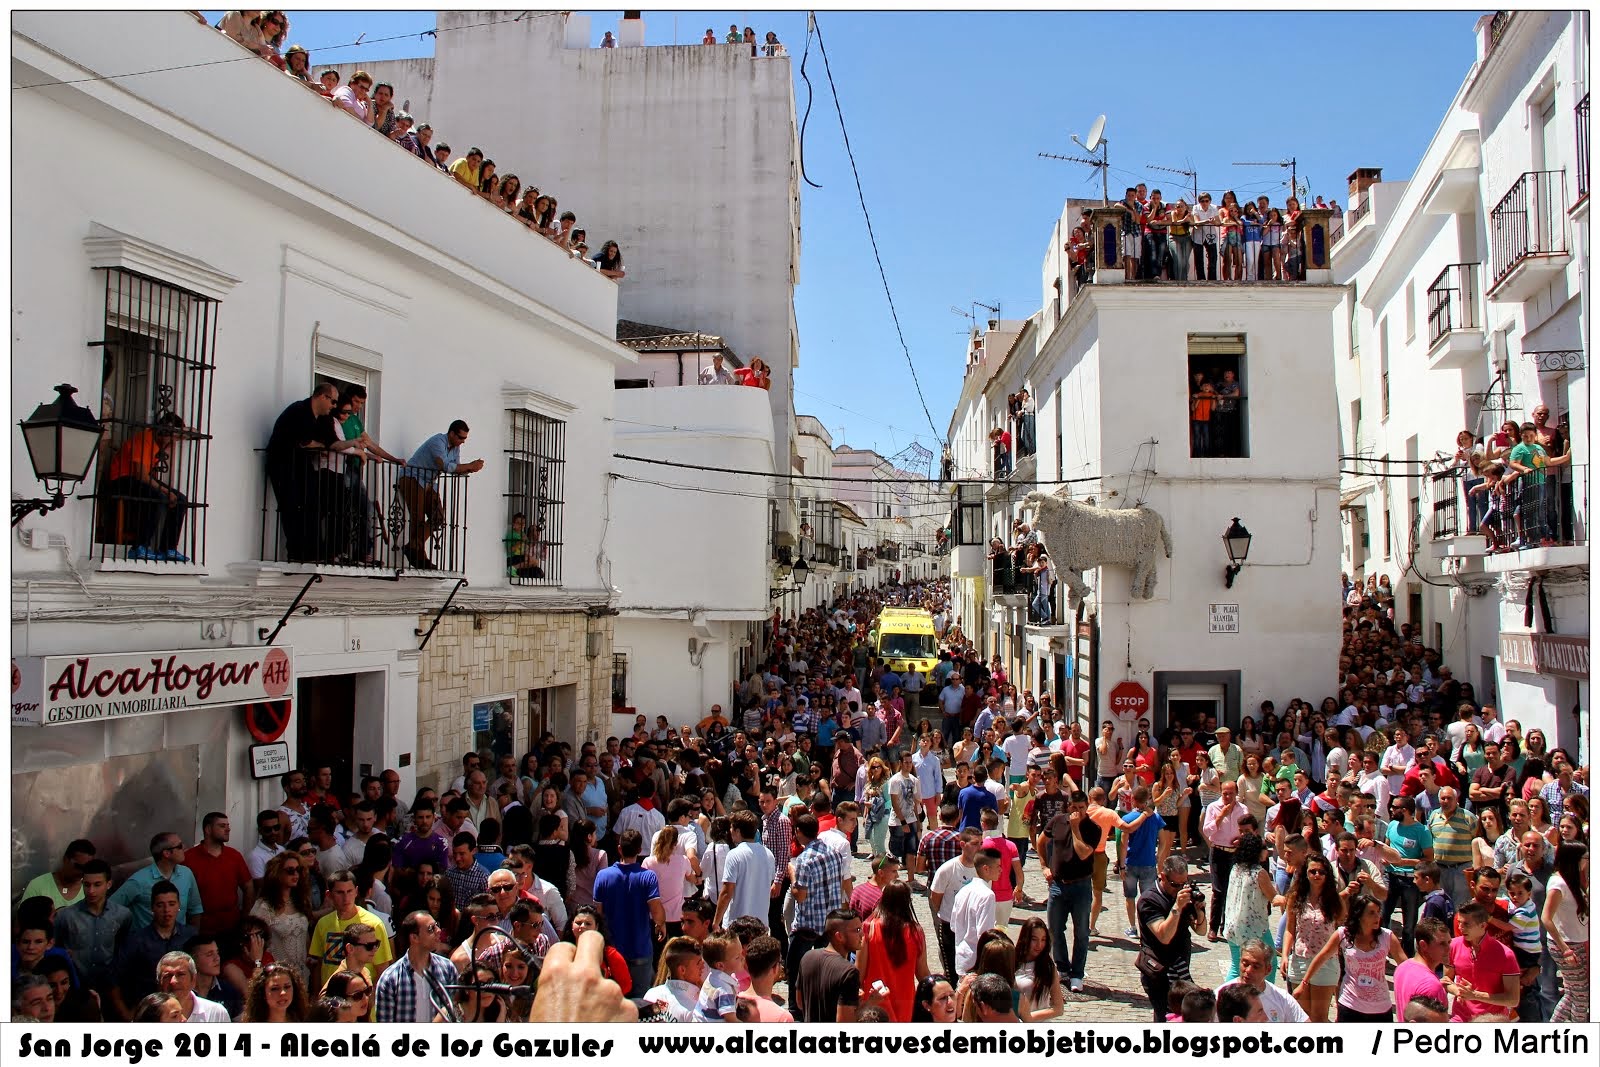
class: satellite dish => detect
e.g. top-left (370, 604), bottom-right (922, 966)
top-left (1084, 114), bottom-right (1106, 153)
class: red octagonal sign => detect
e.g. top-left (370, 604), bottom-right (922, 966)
top-left (1108, 681), bottom-right (1149, 722)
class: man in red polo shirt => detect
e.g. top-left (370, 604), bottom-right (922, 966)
top-left (183, 812), bottom-right (254, 937)
top-left (1059, 721), bottom-right (1091, 789)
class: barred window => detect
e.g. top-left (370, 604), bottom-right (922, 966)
top-left (89, 268), bottom-right (218, 565)
top-left (611, 653), bottom-right (628, 709)
top-left (504, 410), bottom-right (566, 585)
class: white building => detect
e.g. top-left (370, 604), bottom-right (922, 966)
top-left (335, 8), bottom-right (806, 593)
top-left (1331, 10), bottom-right (1589, 750)
top-left (946, 195), bottom-right (1346, 741)
top-left (10, 12), bottom-right (628, 881)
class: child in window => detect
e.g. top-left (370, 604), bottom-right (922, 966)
top-left (504, 512), bottom-right (546, 579)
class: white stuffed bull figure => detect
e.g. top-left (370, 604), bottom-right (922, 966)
top-left (1023, 488), bottom-right (1172, 606)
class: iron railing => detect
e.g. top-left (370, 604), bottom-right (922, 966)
top-left (259, 452), bottom-right (469, 573)
top-left (85, 268), bottom-right (219, 566)
top-left (1349, 191), bottom-right (1372, 226)
top-left (1577, 93), bottom-right (1590, 204)
top-left (1430, 471), bottom-right (1461, 539)
top-left (1489, 170), bottom-right (1568, 288)
top-left (813, 542), bottom-right (839, 566)
top-left (504, 409), bottom-right (565, 585)
top-left (1426, 262), bottom-right (1483, 347)
top-left (1486, 11), bottom-right (1513, 60)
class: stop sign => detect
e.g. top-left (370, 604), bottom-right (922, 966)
top-left (1108, 681), bottom-right (1149, 722)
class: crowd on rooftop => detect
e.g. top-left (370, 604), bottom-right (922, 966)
top-left (1067, 185), bottom-right (1341, 286)
top-left (212, 11), bottom-right (625, 280)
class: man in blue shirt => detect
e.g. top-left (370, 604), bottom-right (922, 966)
top-left (1118, 786), bottom-right (1163, 938)
top-left (958, 763), bottom-right (1000, 830)
top-left (399, 419), bottom-right (483, 569)
top-left (591, 829), bottom-right (664, 998)
top-left (109, 832), bottom-right (203, 929)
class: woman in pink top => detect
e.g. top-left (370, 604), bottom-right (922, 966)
top-left (855, 882), bottom-right (928, 1022)
top-left (642, 826), bottom-right (692, 936)
top-left (1296, 892), bottom-right (1407, 1021)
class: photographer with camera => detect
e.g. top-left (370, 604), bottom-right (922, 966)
top-left (1135, 855), bottom-right (1206, 1022)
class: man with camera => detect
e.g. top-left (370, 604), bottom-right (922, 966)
top-left (1134, 855), bottom-right (1205, 1023)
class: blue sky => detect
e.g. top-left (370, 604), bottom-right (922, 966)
top-left (211, 9), bottom-right (1482, 465)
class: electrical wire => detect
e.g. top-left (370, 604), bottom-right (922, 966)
top-left (614, 451), bottom-right (1106, 487)
top-left (796, 14), bottom-right (822, 190)
top-left (12, 11), bottom-right (562, 91)
top-left (810, 12), bottom-right (944, 449)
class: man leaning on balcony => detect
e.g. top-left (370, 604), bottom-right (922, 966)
top-left (398, 420), bottom-right (484, 570)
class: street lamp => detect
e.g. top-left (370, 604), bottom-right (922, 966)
top-left (1222, 517), bottom-right (1252, 588)
top-left (791, 557), bottom-right (810, 587)
top-left (15, 383), bottom-right (102, 527)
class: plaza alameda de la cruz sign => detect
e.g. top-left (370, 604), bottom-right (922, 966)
top-left (12, 646), bottom-right (294, 726)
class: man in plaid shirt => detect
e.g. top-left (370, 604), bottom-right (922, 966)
top-left (444, 833), bottom-right (488, 909)
top-left (786, 813), bottom-right (844, 984)
top-left (375, 911), bottom-right (457, 1023)
top-left (759, 788), bottom-right (794, 958)
top-left (919, 803), bottom-right (963, 893)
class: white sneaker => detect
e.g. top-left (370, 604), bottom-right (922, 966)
top-left (1069, 978), bottom-right (1084, 993)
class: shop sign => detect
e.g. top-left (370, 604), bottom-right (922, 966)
top-left (19, 646), bottom-right (294, 727)
top-left (250, 741), bottom-right (292, 779)
top-left (1499, 632), bottom-right (1589, 680)
top-left (12, 658), bottom-right (43, 726)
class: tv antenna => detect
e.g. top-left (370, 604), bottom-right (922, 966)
top-left (950, 300), bottom-right (1001, 329)
top-left (1234, 157), bottom-right (1299, 201)
top-left (1147, 160), bottom-right (1198, 203)
top-left (1040, 113), bottom-right (1109, 205)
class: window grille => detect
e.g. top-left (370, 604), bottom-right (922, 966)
top-left (87, 268), bottom-right (218, 564)
top-left (504, 410), bottom-right (566, 585)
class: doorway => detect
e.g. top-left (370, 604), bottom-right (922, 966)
top-left (298, 675), bottom-right (356, 796)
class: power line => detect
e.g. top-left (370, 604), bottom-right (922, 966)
top-left (12, 12), bottom-right (561, 91)
top-left (615, 451), bottom-right (1105, 487)
top-left (810, 12), bottom-right (944, 449)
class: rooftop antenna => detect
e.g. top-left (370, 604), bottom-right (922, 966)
top-left (1040, 113), bottom-right (1109, 205)
top-left (1147, 160), bottom-right (1198, 203)
top-left (1233, 157), bottom-right (1299, 202)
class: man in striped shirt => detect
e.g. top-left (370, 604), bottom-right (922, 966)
top-left (1426, 787), bottom-right (1476, 905)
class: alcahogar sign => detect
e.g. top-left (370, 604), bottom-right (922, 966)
top-left (15, 646), bottom-right (293, 726)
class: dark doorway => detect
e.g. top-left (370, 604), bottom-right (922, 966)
top-left (297, 675), bottom-right (356, 796)
top-left (1167, 699), bottom-right (1217, 739)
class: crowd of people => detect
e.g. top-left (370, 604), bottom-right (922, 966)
top-left (986, 517), bottom-right (1057, 625)
top-left (697, 352), bottom-right (774, 389)
top-left (212, 12), bottom-right (626, 280)
top-left (1445, 405), bottom-right (1576, 551)
top-left (1066, 184), bottom-right (1341, 287)
top-left (701, 25), bottom-right (787, 56)
top-left (11, 575), bottom-right (1589, 1026)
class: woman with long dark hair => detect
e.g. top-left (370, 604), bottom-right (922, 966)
top-left (855, 880), bottom-right (926, 1021)
top-left (249, 852), bottom-right (314, 990)
top-left (594, 240), bottom-right (626, 280)
top-left (322, 970), bottom-right (373, 1022)
top-left (221, 915), bottom-right (274, 996)
top-left (243, 963), bottom-right (308, 1023)
top-left (911, 974), bottom-right (957, 1022)
top-left (1296, 892), bottom-right (1406, 1021)
top-left (569, 819), bottom-right (610, 910)
top-left (1282, 852), bottom-right (1345, 1021)
top-left (1014, 916), bottom-right (1063, 1021)
top-left (565, 905), bottom-right (634, 997)
top-left (1544, 842), bottom-right (1590, 1022)
top-left (397, 873), bottom-right (459, 952)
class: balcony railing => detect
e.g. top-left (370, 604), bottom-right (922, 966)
top-left (813, 542), bottom-right (839, 567)
top-left (1349, 191), bottom-right (1372, 226)
top-left (1577, 93), bottom-right (1590, 205)
top-left (1486, 11), bottom-right (1513, 60)
top-left (1426, 262), bottom-right (1483, 347)
top-left (1489, 170), bottom-right (1568, 288)
top-left (260, 454), bottom-right (469, 574)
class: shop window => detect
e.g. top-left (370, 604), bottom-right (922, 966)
top-left (505, 409), bottom-right (566, 585)
top-left (89, 268), bottom-right (219, 564)
top-left (1187, 334), bottom-right (1248, 459)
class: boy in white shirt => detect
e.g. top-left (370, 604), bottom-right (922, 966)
top-left (951, 848), bottom-right (1000, 976)
top-left (696, 933), bottom-right (744, 1022)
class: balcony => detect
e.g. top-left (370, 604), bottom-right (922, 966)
top-left (1425, 262), bottom-right (1487, 371)
top-left (813, 542), bottom-right (839, 568)
top-left (1576, 93), bottom-right (1589, 215)
top-left (1487, 170), bottom-right (1570, 301)
top-left (259, 456), bottom-right (468, 576)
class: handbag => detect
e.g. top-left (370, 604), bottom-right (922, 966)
top-left (1134, 947), bottom-right (1166, 978)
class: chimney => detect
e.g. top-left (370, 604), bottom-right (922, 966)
top-left (1347, 168), bottom-right (1383, 197)
top-left (619, 11), bottom-right (644, 47)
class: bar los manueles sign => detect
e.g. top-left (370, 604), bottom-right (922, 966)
top-left (15, 646), bottom-right (294, 726)
top-left (1498, 632), bottom-right (1589, 680)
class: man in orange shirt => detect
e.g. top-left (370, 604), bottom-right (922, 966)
top-left (105, 413), bottom-right (188, 562)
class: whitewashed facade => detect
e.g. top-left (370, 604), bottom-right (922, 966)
top-left (10, 12), bottom-right (627, 880)
top-left (1331, 10), bottom-right (1590, 749)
